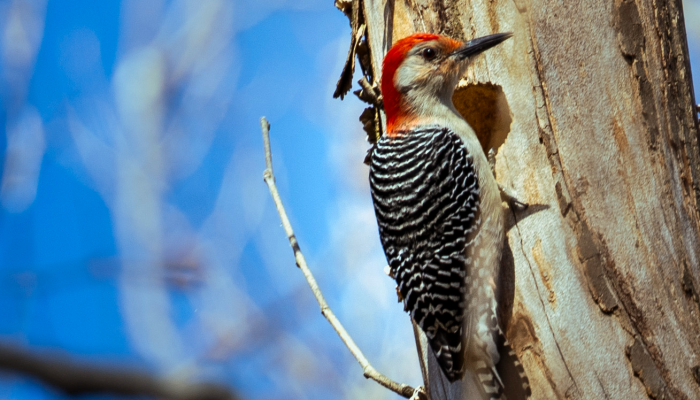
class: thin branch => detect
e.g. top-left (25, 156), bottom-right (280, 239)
top-left (0, 344), bottom-right (239, 400)
top-left (260, 117), bottom-right (415, 398)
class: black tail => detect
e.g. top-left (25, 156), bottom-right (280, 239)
top-left (496, 331), bottom-right (531, 399)
top-left (415, 321), bottom-right (531, 400)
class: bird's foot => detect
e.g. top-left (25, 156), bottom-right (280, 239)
top-left (488, 148), bottom-right (529, 211)
top-left (500, 183), bottom-right (529, 211)
top-left (488, 148), bottom-right (497, 176)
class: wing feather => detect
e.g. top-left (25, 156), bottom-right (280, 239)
top-left (369, 126), bottom-right (481, 381)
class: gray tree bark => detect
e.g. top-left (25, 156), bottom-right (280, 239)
top-left (359, 0), bottom-right (700, 398)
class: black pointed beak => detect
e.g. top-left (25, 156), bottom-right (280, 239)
top-left (452, 32), bottom-right (513, 60)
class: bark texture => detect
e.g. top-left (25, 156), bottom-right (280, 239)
top-left (361, 0), bottom-right (700, 398)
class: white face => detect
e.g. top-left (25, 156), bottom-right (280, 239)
top-left (394, 40), bottom-right (468, 113)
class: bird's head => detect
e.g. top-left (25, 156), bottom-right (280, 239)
top-left (381, 32), bottom-right (512, 133)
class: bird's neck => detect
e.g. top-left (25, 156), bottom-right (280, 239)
top-left (386, 94), bottom-right (461, 135)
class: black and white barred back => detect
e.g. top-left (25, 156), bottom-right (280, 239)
top-left (369, 126), bottom-right (482, 382)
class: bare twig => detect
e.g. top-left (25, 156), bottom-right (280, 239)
top-left (260, 117), bottom-right (415, 398)
top-left (0, 344), bottom-right (239, 400)
top-left (354, 76), bottom-right (382, 107)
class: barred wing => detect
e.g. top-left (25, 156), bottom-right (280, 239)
top-left (369, 126), bottom-right (481, 381)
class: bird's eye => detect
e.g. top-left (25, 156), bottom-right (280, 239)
top-left (422, 47), bottom-right (437, 60)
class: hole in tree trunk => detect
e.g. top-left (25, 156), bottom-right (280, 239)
top-left (452, 82), bottom-right (512, 153)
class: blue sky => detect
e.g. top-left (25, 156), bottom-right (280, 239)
top-left (0, 1), bottom-right (418, 399)
top-left (0, 1), bottom-right (699, 400)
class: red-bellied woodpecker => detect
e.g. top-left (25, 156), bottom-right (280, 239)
top-left (368, 33), bottom-right (528, 400)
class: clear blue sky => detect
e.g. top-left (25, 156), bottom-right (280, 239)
top-left (0, 1), bottom-right (699, 400)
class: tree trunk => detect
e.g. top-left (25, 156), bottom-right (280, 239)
top-left (361, 0), bottom-right (700, 398)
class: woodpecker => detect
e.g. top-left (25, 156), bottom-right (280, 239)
top-left (369, 33), bottom-right (525, 400)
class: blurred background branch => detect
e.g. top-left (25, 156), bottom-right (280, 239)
top-left (0, 344), bottom-right (239, 400)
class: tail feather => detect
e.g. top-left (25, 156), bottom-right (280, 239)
top-left (413, 321), bottom-right (531, 400)
top-left (472, 358), bottom-right (505, 399)
top-left (414, 321), bottom-right (504, 400)
top-left (497, 331), bottom-right (531, 399)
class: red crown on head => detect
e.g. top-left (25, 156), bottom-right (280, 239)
top-left (381, 34), bottom-right (459, 133)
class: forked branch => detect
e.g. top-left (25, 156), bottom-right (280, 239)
top-left (259, 117), bottom-right (418, 399)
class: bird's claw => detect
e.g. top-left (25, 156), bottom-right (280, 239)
top-left (488, 148), bottom-right (497, 176)
top-left (499, 183), bottom-right (529, 211)
top-left (489, 148), bottom-right (529, 211)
